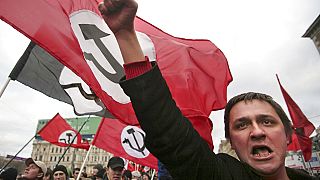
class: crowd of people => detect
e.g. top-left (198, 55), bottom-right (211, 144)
top-left (0, 156), bottom-right (157, 180)
top-left (0, 157), bottom-right (154, 180)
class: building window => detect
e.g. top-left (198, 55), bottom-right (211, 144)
top-left (51, 148), bottom-right (54, 153)
top-left (43, 148), bottom-right (46, 152)
top-left (39, 155), bottom-right (43, 161)
top-left (56, 147), bottom-right (58, 153)
top-left (50, 156), bottom-right (53, 161)
top-left (67, 156), bottom-right (70, 162)
top-left (54, 156), bottom-right (57, 161)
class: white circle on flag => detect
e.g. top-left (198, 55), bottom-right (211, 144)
top-left (58, 130), bottom-right (77, 144)
top-left (121, 126), bottom-right (150, 158)
top-left (69, 10), bottom-right (156, 104)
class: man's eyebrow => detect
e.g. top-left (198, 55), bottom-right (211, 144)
top-left (233, 117), bottom-right (250, 123)
top-left (256, 114), bottom-right (276, 120)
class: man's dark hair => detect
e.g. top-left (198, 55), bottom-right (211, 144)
top-left (93, 164), bottom-right (104, 170)
top-left (123, 170), bottom-right (132, 179)
top-left (73, 168), bottom-right (80, 174)
top-left (224, 92), bottom-right (293, 139)
top-left (45, 168), bottom-right (53, 180)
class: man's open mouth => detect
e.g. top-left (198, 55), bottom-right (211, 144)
top-left (251, 145), bottom-right (273, 157)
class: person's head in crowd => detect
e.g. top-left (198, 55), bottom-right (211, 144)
top-left (72, 168), bottom-right (83, 180)
top-left (141, 172), bottom-right (150, 180)
top-left (23, 158), bottom-right (47, 180)
top-left (224, 92), bottom-right (293, 177)
top-left (0, 167), bottom-right (18, 180)
top-left (81, 172), bottom-right (87, 178)
top-left (53, 165), bottom-right (68, 180)
top-left (94, 168), bottom-right (105, 180)
top-left (106, 157), bottom-right (124, 180)
top-left (92, 164), bottom-right (103, 177)
top-left (131, 171), bottom-right (140, 180)
top-left (43, 168), bottom-right (53, 180)
top-left (122, 170), bottom-right (132, 180)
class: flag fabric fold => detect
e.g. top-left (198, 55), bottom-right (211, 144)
top-left (92, 117), bottom-right (158, 170)
top-left (38, 113), bottom-right (90, 150)
top-left (277, 75), bottom-right (315, 161)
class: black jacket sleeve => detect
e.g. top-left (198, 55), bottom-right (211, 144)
top-left (120, 63), bottom-right (217, 179)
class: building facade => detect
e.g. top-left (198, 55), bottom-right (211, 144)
top-left (217, 139), bottom-right (238, 159)
top-left (303, 14), bottom-right (320, 54)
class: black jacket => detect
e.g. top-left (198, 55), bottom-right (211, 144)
top-left (120, 64), bottom-right (317, 180)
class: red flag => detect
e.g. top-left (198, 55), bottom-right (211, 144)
top-left (277, 75), bottom-right (315, 161)
top-left (92, 118), bottom-right (158, 170)
top-left (287, 133), bottom-right (301, 151)
top-left (38, 113), bottom-right (90, 150)
top-left (126, 161), bottom-right (135, 172)
top-left (287, 133), bottom-right (313, 162)
top-left (1, 0), bottom-right (232, 149)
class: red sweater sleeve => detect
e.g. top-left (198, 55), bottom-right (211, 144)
top-left (123, 56), bottom-right (152, 79)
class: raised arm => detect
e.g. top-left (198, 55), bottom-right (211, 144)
top-left (98, 0), bottom-right (144, 63)
top-left (98, 1), bottom-right (219, 179)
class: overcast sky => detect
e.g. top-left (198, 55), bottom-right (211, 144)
top-left (0, 0), bottom-right (320, 158)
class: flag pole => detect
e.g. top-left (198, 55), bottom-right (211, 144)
top-left (76, 144), bottom-right (93, 180)
top-left (298, 151), bottom-right (309, 173)
top-left (150, 169), bottom-right (156, 180)
top-left (0, 134), bottom-right (35, 173)
top-left (307, 161), bottom-right (314, 176)
top-left (55, 116), bottom-right (90, 166)
top-left (3, 42), bottom-right (36, 99)
top-left (0, 77), bottom-right (11, 98)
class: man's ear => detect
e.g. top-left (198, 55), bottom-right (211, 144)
top-left (37, 172), bottom-right (44, 178)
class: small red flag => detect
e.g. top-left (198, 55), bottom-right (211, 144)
top-left (92, 118), bottom-right (158, 170)
top-left (38, 113), bottom-right (90, 150)
top-left (277, 75), bottom-right (315, 161)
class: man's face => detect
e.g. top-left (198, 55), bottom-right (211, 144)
top-left (92, 168), bottom-right (99, 176)
top-left (106, 167), bottom-right (123, 180)
top-left (142, 174), bottom-right (149, 180)
top-left (229, 100), bottom-right (288, 176)
top-left (53, 171), bottom-right (66, 180)
top-left (73, 170), bottom-right (82, 179)
top-left (23, 163), bottom-right (42, 180)
top-left (43, 174), bottom-right (51, 180)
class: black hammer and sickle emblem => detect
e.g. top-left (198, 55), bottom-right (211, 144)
top-left (59, 132), bottom-right (74, 144)
top-left (122, 128), bottom-right (146, 156)
top-left (79, 24), bottom-right (124, 83)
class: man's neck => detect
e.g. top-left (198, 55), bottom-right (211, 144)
top-left (262, 166), bottom-right (289, 180)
